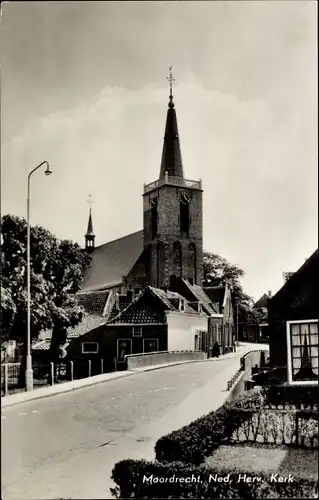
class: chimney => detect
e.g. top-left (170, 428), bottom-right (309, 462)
top-left (268, 290), bottom-right (272, 298)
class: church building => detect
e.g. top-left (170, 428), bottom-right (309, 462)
top-left (33, 70), bottom-right (234, 372)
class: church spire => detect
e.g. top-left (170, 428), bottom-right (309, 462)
top-left (159, 67), bottom-right (184, 179)
top-left (85, 194), bottom-right (95, 251)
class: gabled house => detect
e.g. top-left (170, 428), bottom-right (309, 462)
top-left (268, 249), bottom-right (318, 386)
top-left (252, 292), bottom-right (271, 342)
top-left (204, 283), bottom-right (234, 353)
top-left (65, 285), bottom-right (209, 374)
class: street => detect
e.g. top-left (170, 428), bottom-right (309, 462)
top-left (1, 352), bottom-right (251, 499)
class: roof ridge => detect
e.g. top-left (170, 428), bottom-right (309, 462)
top-left (107, 291), bottom-right (142, 324)
top-left (148, 286), bottom-right (176, 310)
top-left (93, 230), bottom-right (143, 250)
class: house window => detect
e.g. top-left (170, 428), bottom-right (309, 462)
top-left (81, 342), bottom-right (99, 354)
top-left (117, 339), bottom-right (132, 362)
top-left (217, 324), bottom-right (222, 344)
top-left (179, 298), bottom-right (185, 312)
top-left (132, 326), bottom-right (143, 337)
top-left (194, 331), bottom-right (202, 350)
top-left (287, 320), bottom-right (318, 385)
top-left (143, 338), bottom-right (159, 353)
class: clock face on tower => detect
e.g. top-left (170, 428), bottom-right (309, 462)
top-left (180, 191), bottom-right (192, 205)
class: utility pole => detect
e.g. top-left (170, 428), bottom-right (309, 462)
top-left (236, 302), bottom-right (239, 345)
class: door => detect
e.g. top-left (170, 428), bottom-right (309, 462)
top-left (117, 339), bottom-right (132, 363)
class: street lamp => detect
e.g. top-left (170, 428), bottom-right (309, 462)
top-left (26, 161), bottom-right (52, 391)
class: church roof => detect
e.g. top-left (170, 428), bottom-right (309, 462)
top-left (159, 96), bottom-right (184, 179)
top-left (81, 230), bottom-right (144, 292)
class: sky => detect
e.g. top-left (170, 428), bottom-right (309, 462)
top-left (1, 1), bottom-right (317, 301)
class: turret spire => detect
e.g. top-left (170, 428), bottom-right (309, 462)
top-left (85, 194), bottom-right (95, 251)
top-left (159, 67), bottom-right (184, 179)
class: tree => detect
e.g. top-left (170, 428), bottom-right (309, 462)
top-left (202, 251), bottom-right (256, 331)
top-left (1, 214), bottom-right (91, 385)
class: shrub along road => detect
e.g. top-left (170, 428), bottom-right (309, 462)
top-left (1, 344), bottom-right (266, 499)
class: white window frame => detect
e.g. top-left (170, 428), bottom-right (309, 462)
top-left (143, 338), bottom-right (159, 353)
top-left (117, 338), bottom-right (132, 363)
top-left (132, 326), bottom-right (143, 337)
top-left (81, 342), bottom-right (99, 354)
top-left (286, 319), bottom-right (318, 386)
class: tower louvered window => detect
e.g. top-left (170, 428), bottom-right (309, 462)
top-left (151, 198), bottom-right (158, 239)
top-left (173, 241), bottom-right (182, 277)
top-left (180, 192), bottom-right (191, 237)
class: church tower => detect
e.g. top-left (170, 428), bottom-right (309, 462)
top-left (143, 68), bottom-right (203, 288)
top-left (85, 195), bottom-right (95, 251)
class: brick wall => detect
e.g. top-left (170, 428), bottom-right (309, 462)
top-left (143, 184), bottom-right (203, 288)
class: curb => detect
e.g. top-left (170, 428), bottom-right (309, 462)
top-left (1, 358), bottom-right (220, 409)
top-left (1, 345), bottom-right (256, 409)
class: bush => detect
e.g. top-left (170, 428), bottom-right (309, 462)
top-left (155, 388), bottom-right (264, 464)
top-left (111, 458), bottom-right (318, 499)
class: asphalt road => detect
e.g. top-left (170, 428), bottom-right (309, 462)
top-left (1, 354), bottom-right (247, 499)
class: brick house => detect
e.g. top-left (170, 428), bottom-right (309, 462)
top-left (65, 285), bottom-right (208, 375)
top-left (267, 249), bottom-right (318, 385)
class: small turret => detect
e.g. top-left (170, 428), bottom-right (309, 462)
top-left (85, 195), bottom-right (95, 251)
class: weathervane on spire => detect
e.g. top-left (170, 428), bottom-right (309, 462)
top-left (167, 66), bottom-right (175, 108)
top-left (87, 194), bottom-right (94, 210)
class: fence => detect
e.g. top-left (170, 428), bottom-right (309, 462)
top-left (226, 407), bottom-right (318, 449)
top-left (0, 358), bottom-right (116, 397)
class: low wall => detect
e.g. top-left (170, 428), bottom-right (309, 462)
top-left (126, 351), bottom-right (207, 370)
top-left (226, 348), bottom-right (269, 402)
top-left (226, 372), bottom-right (246, 403)
top-left (241, 349), bottom-right (268, 373)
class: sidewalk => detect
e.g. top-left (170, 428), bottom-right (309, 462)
top-left (1, 343), bottom-right (267, 409)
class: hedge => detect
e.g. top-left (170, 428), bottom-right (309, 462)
top-left (155, 387), bottom-right (264, 464)
top-left (263, 385), bottom-right (319, 408)
top-left (111, 459), bottom-right (318, 499)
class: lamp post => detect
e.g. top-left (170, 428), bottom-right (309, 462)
top-left (26, 161), bottom-right (52, 391)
